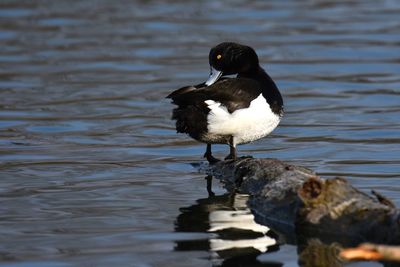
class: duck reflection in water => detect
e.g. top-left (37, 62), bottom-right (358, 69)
top-left (174, 177), bottom-right (281, 267)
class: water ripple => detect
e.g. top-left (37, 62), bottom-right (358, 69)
top-left (0, 0), bottom-right (399, 266)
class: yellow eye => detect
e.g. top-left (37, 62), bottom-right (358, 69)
top-left (216, 54), bottom-right (222, 60)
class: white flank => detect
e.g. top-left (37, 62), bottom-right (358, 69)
top-left (205, 94), bottom-right (281, 144)
top-left (210, 236), bottom-right (276, 253)
top-left (208, 210), bottom-right (270, 234)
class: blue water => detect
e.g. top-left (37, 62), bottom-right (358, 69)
top-left (0, 0), bottom-right (399, 266)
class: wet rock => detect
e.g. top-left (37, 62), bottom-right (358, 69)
top-left (200, 157), bottom-right (400, 245)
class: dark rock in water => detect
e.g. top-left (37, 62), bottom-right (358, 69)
top-left (202, 157), bottom-right (317, 244)
top-left (203, 157), bottom-right (316, 195)
top-left (296, 176), bottom-right (400, 245)
top-left (200, 157), bottom-right (400, 246)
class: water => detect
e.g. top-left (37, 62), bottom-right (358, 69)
top-left (0, 0), bottom-right (399, 266)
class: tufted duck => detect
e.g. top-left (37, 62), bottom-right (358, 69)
top-left (167, 42), bottom-right (283, 163)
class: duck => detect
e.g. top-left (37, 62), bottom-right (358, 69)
top-left (167, 42), bottom-right (283, 163)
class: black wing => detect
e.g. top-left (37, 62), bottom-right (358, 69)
top-left (167, 78), bottom-right (262, 113)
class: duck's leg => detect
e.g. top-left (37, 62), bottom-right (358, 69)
top-left (204, 144), bottom-right (220, 164)
top-left (224, 136), bottom-right (237, 161)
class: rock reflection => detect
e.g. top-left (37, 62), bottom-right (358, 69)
top-left (297, 239), bottom-right (343, 267)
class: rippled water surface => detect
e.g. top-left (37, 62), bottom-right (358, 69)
top-left (1, 0), bottom-right (400, 266)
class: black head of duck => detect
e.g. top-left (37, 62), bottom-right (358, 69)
top-left (205, 42), bottom-right (260, 86)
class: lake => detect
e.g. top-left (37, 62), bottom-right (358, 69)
top-left (0, 0), bottom-right (399, 266)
